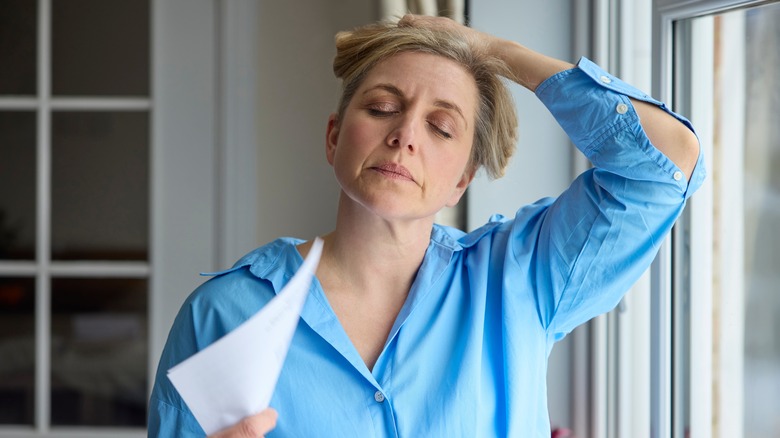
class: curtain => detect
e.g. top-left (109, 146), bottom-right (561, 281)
top-left (380, 0), bottom-right (465, 24)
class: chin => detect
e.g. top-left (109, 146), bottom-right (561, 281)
top-left (342, 187), bottom-right (442, 222)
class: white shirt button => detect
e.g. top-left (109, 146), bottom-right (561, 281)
top-left (600, 75), bottom-right (612, 84)
top-left (374, 391), bottom-right (385, 403)
top-left (673, 171), bottom-right (683, 181)
top-left (616, 103), bottom-right (629, 114)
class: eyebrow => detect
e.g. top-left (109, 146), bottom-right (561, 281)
top-left (363, 83), bottom-right (469, 129)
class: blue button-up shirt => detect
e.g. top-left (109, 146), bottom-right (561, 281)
top-left (148, 57), bottom-right (705, 437)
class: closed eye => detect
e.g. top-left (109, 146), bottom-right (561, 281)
top-left (366, 101), bottom-right (400, 118)
top-left (428, 120), bottom-right (454, 139)
top-left (368, 108), bottom-right (398, 117)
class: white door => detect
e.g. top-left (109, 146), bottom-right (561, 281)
top-left (0, 0), bottom-right (230, 435)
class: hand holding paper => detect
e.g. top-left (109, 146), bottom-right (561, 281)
top-left (167, 238), bottom-right (324, 435)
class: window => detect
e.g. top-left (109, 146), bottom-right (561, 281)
top-left (0, 0), bottom-right (151, 431)
top-left (2, 0), bottom-right (276, 434)
top-left (655, 0), bottom-right (780, 436)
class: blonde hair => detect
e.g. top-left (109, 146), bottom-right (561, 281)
top-left (333, 20), bottom-right (518, 179)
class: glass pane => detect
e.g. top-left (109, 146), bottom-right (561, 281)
top-left (677, 3), bottom-right (780, 437)
top-left (0, 277), bottom-right (35, 425)
top-left (0, 0), bottom-right (37, 95)
top-left (51, 112), bottom-right (149, 260)
top-left (743, 4), bottom-right (780, 437)
top-left (0, 111), bottom-right (36, 260)
top-left (50, 278), bottom-right (147, 426)
top-left (52, 0), bottom-right (149, 96)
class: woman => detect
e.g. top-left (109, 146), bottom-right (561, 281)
top-left (149, 14), bottom-right (704, 437)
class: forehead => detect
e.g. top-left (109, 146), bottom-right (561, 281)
top-left (358, 52), bottom-right (478, 113)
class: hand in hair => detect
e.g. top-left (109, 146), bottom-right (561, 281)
top-left (397, 14), bottom-right (491, 51)
top-left (398, 13), bottom-right (573, 91)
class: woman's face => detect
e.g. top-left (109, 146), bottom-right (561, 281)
top-left (326, 51), bottom-right (479, 223)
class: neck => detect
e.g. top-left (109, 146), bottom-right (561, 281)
top-left (308, 191), bottom-right (435, 298)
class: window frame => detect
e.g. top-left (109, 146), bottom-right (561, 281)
top-left (572, 2), bottom-right (772, 437)
top-left (651, 1), bottom-right (776, 437)
top-left (0, 0), bottom-right (263, 435)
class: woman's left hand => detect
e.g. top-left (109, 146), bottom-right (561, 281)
top-left (397, 14), bottom-right (573, 91)
top-left (397, 14), bottom-right (496, 51)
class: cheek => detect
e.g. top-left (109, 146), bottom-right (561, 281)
top-left (340, 120), bottom-right (379, 150)
top-left (437, 144), bottom-right (472, 178)
top-left (333, 121), bottom-right (382, 168)
top-left (443, 161), bottom-right (469, 187)
top-left (330, 121), bottom-right (376, 178)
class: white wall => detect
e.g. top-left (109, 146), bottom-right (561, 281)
top-left (255, 1), bottom-right (376, 246)
top-left (467, 1), bottom-right (574, 225)
top-left (468, 0), bottom-right (575, 430)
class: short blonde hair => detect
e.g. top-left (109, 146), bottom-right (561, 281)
top-left (333, 20), bottom-right (518, 179)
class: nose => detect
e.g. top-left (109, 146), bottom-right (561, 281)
top-left (386, 117), bottom-right (417, 152)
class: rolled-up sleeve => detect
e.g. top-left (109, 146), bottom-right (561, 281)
top-left (519, 57), bottom-right (705, 337)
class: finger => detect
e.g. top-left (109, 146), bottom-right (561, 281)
top-left (398, 14), bottom-right (461, 34)
top-left (210, 409), bottom-right (278, 438)
top-left (244, 409), bottom-right (278, 435)
top-left (397, 13), bottom-right (417, 27)
top-left (398, 14), bottom-right (445, 26)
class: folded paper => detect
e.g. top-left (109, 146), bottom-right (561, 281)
top-left (167, 238), bottom-right (323, 435)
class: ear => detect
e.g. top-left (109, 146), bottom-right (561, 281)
top-left (445, 166), bottom-right (476, 208)
top-left (325, 113), bottom-right (340, 166)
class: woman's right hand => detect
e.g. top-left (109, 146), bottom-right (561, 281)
top-left (208, 408), bottom-right (278, 438)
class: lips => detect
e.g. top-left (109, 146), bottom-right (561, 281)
top-left (371, 162), bottom-right (415, 182)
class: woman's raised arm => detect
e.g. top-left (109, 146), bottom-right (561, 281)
top-left (399, 14), bottom-right (700, 179)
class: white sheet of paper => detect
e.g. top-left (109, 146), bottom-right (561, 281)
top-left (167, 237), bottom-right (323, 435)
